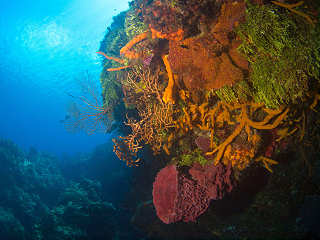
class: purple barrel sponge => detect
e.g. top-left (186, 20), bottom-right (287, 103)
top-left (152, 165), bottom-right (210, 224)
top-left (152, 162), bottom-right (235, 224)
top-left (189, 162), bottom-right (235, 200)
top-left (152, 165), bottom-right (180, 224)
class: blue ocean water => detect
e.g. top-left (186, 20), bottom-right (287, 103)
top-left (0, 0), bottom-right (129, 156)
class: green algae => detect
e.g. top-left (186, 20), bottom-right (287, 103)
top-left (236, 1), bottom-right (320, 108)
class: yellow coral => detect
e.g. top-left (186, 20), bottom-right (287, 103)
top-left (206, 102), bottom-right (288, 167)
top-left (255, 156), bottom-right (278, 173)
top-left (223, 144), bottom-right (254, 171)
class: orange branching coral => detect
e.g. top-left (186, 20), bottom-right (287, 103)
top-left (121, 67), bottom-right (175, 156)
top-left (173, 103), bottom-right (197, 134)
top-left (206, 110), bottom-right (246, 165)
top-left (255, 156), bottom-right (278, 173)
top-left (167, 90), bottom-right (285, 172)
top-left (276, 127), bottom-right (298, 142)
top-left (97, 51), bottom-right (131, 72)
top-left (202, 102), bottom-right (235, 131)
top-left (96, 51), bottom-right (125, 64)
top-left (163, 132), bottom-right (174, 155)
top-left (112, 138), bottom-right (141, 167)
top-left (97, 31), bottom-right (149, 72)
top-left (120, 31), bottom-right (149, 58)
top-left (223, 132), bottom-right (261, 171)
top-left (150, 27), bottom-right (184, 41)
top-left (205, 102), bottom-right (289, 168)
top-left (162, 54), bottom-right (175, 104)
top-left (107, 65), bottom-right (132, 72)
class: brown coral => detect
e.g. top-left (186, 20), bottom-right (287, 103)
top-left (135, 0), bottom-right (222, 41)
top-left (211, 1), bottom-right (247, 46)
top-left (138, 0), bottom-right (183, 39)
top-left (168, 36), bottom-right (246, 91)
top-left (165, 0), bottom-right (251, 92)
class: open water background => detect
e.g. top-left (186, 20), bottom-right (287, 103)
top-left (0, 0), bottom-right (129, 157)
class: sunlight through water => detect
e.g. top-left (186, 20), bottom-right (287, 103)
top-left (0, 0), bottom-right (130, 155)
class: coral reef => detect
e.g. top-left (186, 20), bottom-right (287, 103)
top-left (0, 138), bottom-right (138, 240)
top-left (0, 139), bottom-right (65, 239)
top-left (36, 179), bottom-right (117, 240)
top-left (93, 0), bottom-right (320, 237)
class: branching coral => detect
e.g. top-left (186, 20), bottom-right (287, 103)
top-left (112, 135), bottom-right (141, 167)
top-left (205, 102), bottom-right (288, 171)
top-left (63, 73), bottom-right (112, 135)
top-left (150, 27), bottom-right (184, 41)
top-left (97, 31), bottom-right (150, 72)
top-left (124, 101), bottom-right (174, 154)
top-left (120, 31), bottom-right (149, 58)
top-left (112, 66), bottom-right (175, 164)
top-left (310, 93), bottom-right (320, 111)
top-left (255, 156), bottom-right (278, 173)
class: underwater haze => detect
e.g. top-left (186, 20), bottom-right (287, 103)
top-left (0, 1), bottom-right (145, 239)
top-left (0, 0), bottom-right (129, 156)
top-left (1, 0), bottom-right (319, 239)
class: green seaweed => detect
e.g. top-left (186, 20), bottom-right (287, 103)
top-left (179, 149), bottom-right (209, 166)
top-left (98, 11), bottom-right (129, 117)
top-left (215, 80), bottom-right (251, 103)
top-left (125, 7), bottom-right (148, 40)
top-left (236, 1), bottom-right (320, 108)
